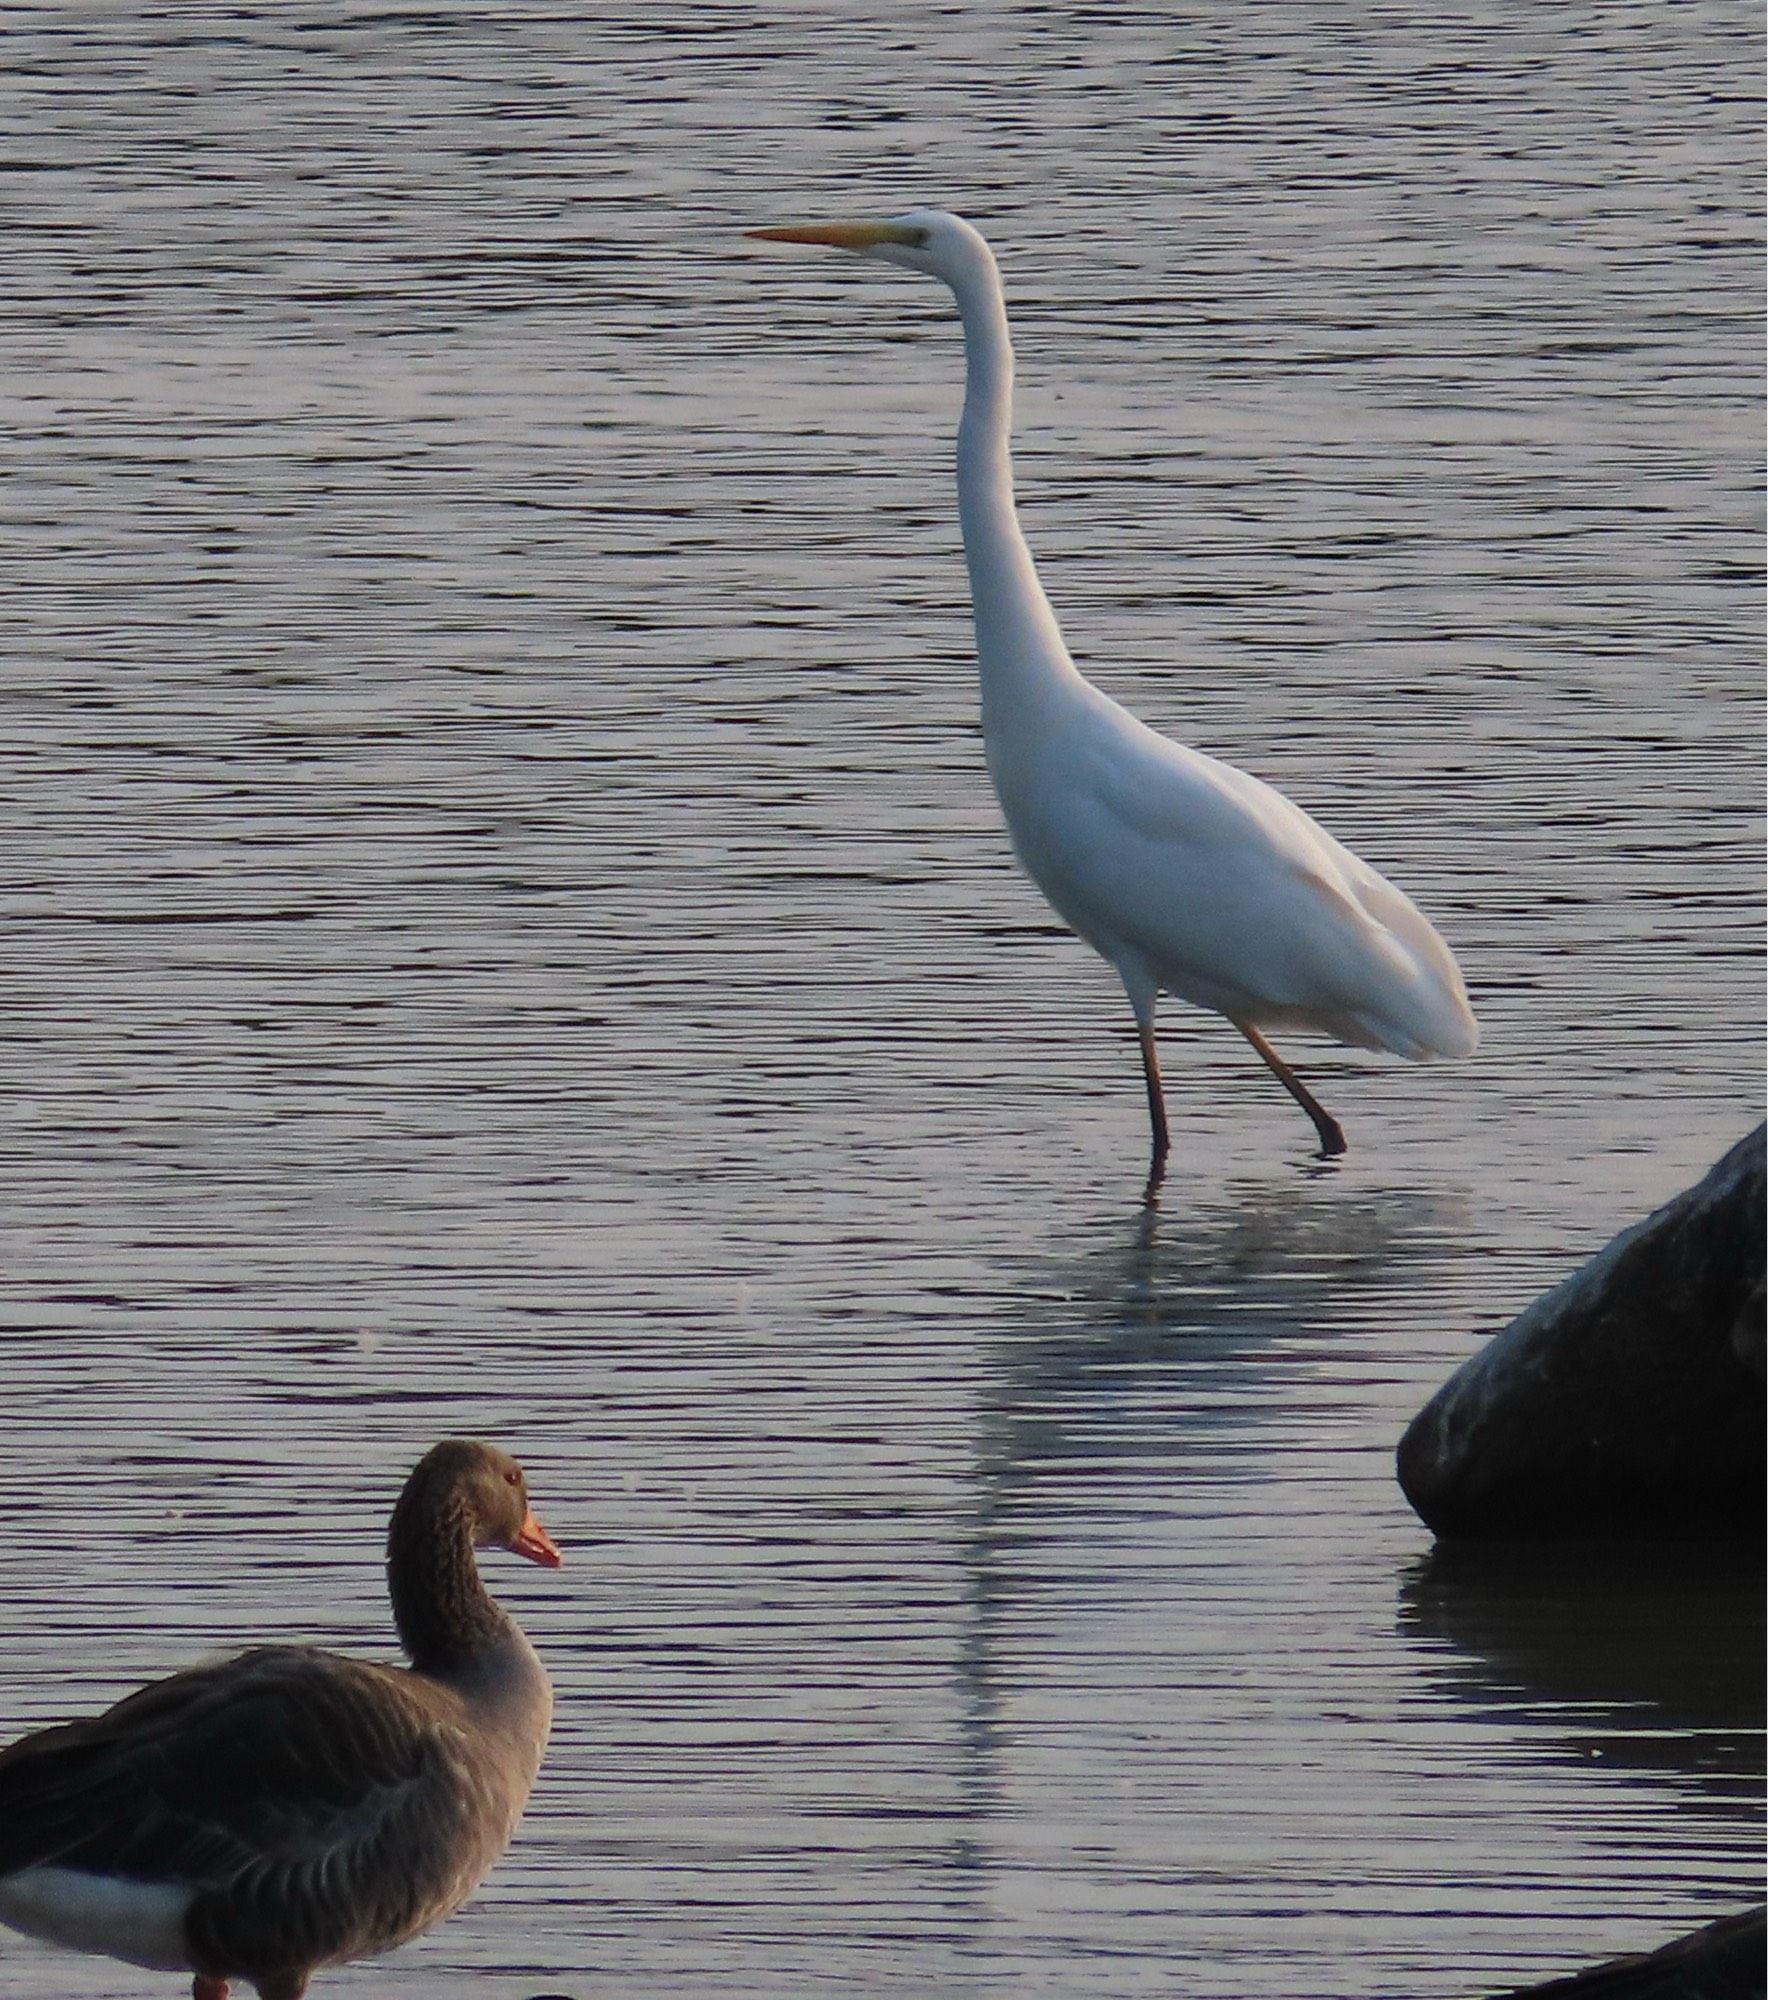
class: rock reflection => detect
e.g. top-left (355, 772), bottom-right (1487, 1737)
top-left (1398, 1542), bottom-right (1766, 1814)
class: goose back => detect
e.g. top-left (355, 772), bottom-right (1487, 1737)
top-left (0, 1636), bottom-right (549, 1984)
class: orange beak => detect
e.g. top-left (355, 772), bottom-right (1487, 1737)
top-left (509, 1507), bottom-right (563, 1569)
top-left (745, 221), bottom-right (918, 250)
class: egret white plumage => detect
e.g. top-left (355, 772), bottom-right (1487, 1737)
top-left (747, 209), bottom-right (1476, 1189)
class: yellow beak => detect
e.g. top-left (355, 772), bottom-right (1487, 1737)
top-left (745, 221), bottom-right (918, 250)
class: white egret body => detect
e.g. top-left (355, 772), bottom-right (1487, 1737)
top-left (749, 209), bottom-right (1476, 1185)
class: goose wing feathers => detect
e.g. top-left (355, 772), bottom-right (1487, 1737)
top-left (0, 1645), bottom-right (447, 1888)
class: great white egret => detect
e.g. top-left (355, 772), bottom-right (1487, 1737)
top-left (747, 209), bottom-right (1476, 1188)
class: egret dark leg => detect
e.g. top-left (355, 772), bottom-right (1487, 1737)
top-left (1137, 1016), bottom-right (1171, 1193)
top-left (1239, 1024), bottom-right (1347, 1158)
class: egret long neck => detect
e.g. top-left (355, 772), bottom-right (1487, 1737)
top-left (949, 262), bottom-right (1084, 727)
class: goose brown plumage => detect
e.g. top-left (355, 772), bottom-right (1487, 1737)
top-left (0, 1439), bottom-right (561, 2000)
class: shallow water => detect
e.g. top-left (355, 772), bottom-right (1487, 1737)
top-left (0, 4), bottom-right (1762, 1996)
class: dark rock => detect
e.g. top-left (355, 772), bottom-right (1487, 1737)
top-left (1486, 1904), bottom-right (1765, 1998)
top-left (1398, 1127), bottom-right (1765, 1539)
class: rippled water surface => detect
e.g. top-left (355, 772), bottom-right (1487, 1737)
top-left (1, 6), bottom-right (1762, 1996)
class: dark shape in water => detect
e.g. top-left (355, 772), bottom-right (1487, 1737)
top-left (1487, 1904), bottom-right (1764, 1999)
top-left (1397, 1127), bottom-right (1765, 1539)
top-left (1398, 1539), bottom-right (1765, 1809)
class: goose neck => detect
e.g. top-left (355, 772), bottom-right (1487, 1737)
top-left (386, 1485), bottom-right (510, 1673)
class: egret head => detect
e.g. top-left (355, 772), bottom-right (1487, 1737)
top-left (745, 207), bottom-right (996, 290)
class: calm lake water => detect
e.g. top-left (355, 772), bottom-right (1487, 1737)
top-left (1, 5), bottom-right (1762, 1996)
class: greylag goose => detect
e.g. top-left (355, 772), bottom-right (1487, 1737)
top-left (0, 1438), bottom-right (561, 2000)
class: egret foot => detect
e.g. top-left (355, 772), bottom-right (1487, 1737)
top-left (1238, 1024), bottom-right (1347, 1160)
top-left (1314, 1114), bottom-right (1348, 1159)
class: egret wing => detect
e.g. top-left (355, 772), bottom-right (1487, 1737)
top-left (1019, 705), bottom-right (1475, 1054)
